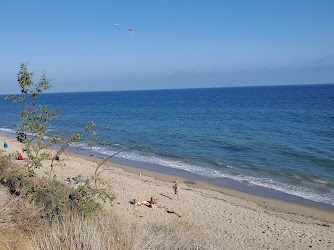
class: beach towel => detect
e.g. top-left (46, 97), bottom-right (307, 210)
top-left (4, 141), bottom-right (8, 149)
top-left (135, 201), bottom-right (150, 206)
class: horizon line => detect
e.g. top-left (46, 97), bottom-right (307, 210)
top-left (1, 82), bottom-right (333, 96)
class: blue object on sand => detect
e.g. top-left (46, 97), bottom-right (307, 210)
top-left (61, 179), bottom-right (86, 185)
top-left (4, 141), bottom-right (8, 149)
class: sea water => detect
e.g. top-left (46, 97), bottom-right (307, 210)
top-left (0, 84), bottom-right (333, 208)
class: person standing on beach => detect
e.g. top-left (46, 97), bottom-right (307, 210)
top-left (173, 180), bottom-right (179, 200)
top-left (4, 141), bottom-right (8, 149)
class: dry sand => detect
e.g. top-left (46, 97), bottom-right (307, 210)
top-left (1, 134), bottom-right (333, 249)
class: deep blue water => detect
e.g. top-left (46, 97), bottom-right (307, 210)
top-left (1, 84), bottom-right (333, 207)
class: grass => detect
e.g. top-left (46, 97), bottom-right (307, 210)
top-left (29, 212), bottom-right (223, 250)
top-left (0, 185), bottom-right (36, 250)
top-left (0, 156), bottom-right (223, 250)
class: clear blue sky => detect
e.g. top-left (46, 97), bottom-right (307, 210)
top-left (1, 0), bottom-right (334, 93)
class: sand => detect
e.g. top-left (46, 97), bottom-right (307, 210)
top-left (1, 134), bottom-right (333, 249)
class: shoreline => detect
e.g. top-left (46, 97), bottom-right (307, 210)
top-left (108, 155), bottom-right (334, 211)
top-left (106, 157), bottom-right (334, 223)
top-left (1, 129), bottom-right (333, 211)
top-left (1, 133), bottom-right (334, 248)
top-left (64, 138), bottom-right (334, 211)
top-left (1, 133), bottom-right (334, 221)
top-left (1, 128), bottom-right (333, 212)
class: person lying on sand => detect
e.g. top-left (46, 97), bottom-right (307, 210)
top-left (66, 177), bottom-right (75, 184)
top-left (131, 198), bottom-right (165, 208)
top-left (61, 177), bottom-right (86, 185)
top-left (149, 197), bottom-right (165, 208)
top-left (149, 197), bottom-right (157, 208)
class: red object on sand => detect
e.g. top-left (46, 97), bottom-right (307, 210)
top-left (18, 155), bottom-right (23, 160)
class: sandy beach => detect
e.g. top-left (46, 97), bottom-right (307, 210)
top-left (1, 134), bottom-right (333, 249)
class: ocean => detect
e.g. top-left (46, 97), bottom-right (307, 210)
top-left (1, 84), bottom-right (333, 209)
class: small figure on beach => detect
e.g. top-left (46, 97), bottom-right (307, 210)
top-left (173, 180), bottom-right (179, 200)
top-left (149, 197), bottom-right (157, 208)
top-left (132, 197), bottom-right (165, 208)
top-left (17, 150), bottom-right (23, 160)
top-left (4, 141), bottom-right (8, 149)
top-left (66, 177), bottom-right (75, 184)
top-left (149, 197), bottom-right (165, 208)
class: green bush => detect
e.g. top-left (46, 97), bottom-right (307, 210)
top-left (0, 158), bottom-right (106, 220)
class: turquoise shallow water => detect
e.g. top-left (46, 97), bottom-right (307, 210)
top-left (1, 84), bottom-right (333, 207)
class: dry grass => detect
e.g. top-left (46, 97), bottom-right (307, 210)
top-left (0, 186), bottom-right (38, 250)
top-left (0, 228), bottom-right (28, 250)
top-left (29, 211), bottom-right (222, 250)
top-left (1, 185), bottom-right (223, 250)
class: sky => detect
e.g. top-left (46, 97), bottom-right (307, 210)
top-left (0, 0), bottom-right (334, 94)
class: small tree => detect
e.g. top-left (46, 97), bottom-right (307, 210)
top-left (82, 121), bottom-right (129, 206)
top-left (4, 62), bottom-right (130, 212)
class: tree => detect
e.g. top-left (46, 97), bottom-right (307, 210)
top-left (5, 62), bottom-right (82, 178)
top-left (4, 62), bottom-right (129, 211)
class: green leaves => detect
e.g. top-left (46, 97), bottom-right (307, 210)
top-left (85, 121), bottom-right (96, 133)
top-left (17, 63), bottom-right (34, 96)
top-left (6, 62), bottom-right (52, 104)
top-left (69, 133), bottom-right (83, 142)
top-left (4, 94), bottom-right (16, 101)
top-left (85, 121), bottom-right (99, 144)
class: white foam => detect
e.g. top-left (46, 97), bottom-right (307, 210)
top-left (314, 179), bottom-right (326, 184)
top-left (0, 127), bottom-right (16, 134)
top-left (228, 175), bottom-right (334, 206)
top-left (69, 142), bottom-right (334, 206)
top-left (0, 126), bottom-right (64, 138)
top-left (71, 142), bottom-right (92, 150)
top-left (71, 143), bottom-right (225, 177)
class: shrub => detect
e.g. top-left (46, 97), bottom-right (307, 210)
top-left (0, 158), bottom-right (106, 220)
